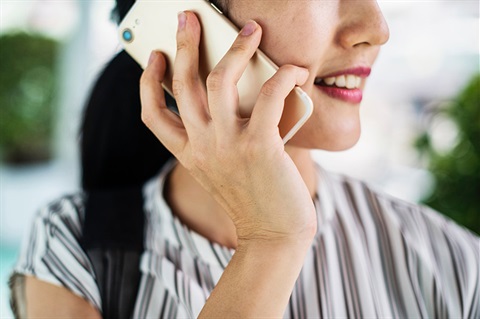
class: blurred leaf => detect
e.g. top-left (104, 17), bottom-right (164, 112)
top-left (0, 32), bottom-right (59, 164)
top-left (416, 74), bottom-right (480, 235)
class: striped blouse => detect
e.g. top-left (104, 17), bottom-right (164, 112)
top-left (12, 160), bottom-right (480, 318)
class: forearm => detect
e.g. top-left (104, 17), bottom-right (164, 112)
top-left (199, 237), bottom-right (313, 318)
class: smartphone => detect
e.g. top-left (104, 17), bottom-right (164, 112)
top-left (119, 0), bottom-right (313, 143)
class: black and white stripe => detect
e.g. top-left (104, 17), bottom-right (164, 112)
top-left (12, 161), bottom-right (480, 318)
top-left (13, 195), bottom-right (102, 310)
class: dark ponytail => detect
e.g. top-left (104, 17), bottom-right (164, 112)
top-left (79, 51), bottom-right (172, 190)
top-left (80, 0), bottom-right (175, 191)
top-left (79, 3), bottom-right (174, 315)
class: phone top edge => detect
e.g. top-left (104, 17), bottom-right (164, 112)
top-left (118, 0), bottom-right (281, 72)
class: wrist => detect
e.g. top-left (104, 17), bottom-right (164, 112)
top-left (235, 218), bottom-right (317, 250)
top-left (207, 232), bottom-right (313, 317)
top-left (236, 231), bottom-right (315, 257)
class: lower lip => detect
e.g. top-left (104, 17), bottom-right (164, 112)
top-left (315, 85), bottom-right (363, 104)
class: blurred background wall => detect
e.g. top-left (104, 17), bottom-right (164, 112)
top-left (0, 1), bottom-right (478, 317)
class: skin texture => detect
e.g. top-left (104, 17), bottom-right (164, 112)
top-left (25, 276), bottom-right (101, 318)
top-left (227, 1), bottom-right (390, 150)
top-left (24, 1), bottom-right (390, 317)
top-left (167, 0), bottom-right (389, 248)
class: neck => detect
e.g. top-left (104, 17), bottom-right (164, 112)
top-left (164, 146), bottom-right (317, 249)
top-left (284, 145), bottom-right (317, 198)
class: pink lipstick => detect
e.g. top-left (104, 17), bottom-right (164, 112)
top-left (314, 67), bottom-right (370, 104)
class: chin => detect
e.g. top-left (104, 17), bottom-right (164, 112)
top-left (287, 115), bottom-right (361, 151)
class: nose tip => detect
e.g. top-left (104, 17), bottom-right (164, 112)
top-left (360, 16), bottom-right (390, 47)
top-left (339, 1), bottom-right (390, 48)
top-left (376, 12), bottom-right (390, 46)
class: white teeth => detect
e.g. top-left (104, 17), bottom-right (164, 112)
top-left (335, 75), bottom-right (346, 87)
top-left (324, 77), bottom-right (336, 86)
top-left (317, 74), bottom-right (362, 89)
top-left (345, 75), bottom-right (356, 89)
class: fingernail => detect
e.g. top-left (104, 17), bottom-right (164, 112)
top-left (241, 20), bottom-right (257, 36)
top-left (178, 11), bottom-right (187, 31)
top-left (148, 51), bottom-right (157, 66)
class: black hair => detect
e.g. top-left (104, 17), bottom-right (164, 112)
top-left (79, 51), bottom-right (172, 191)
top-left (111, 0), bottom-right (136, 24)
top-left (111, 0), bottom-right (230, 24)
top-left (79, 1), bottom-right (173, 257)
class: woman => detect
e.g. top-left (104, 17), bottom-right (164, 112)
top-left (10, 0), bottom-right (480, 318)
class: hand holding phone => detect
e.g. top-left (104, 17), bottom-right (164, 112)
top-left (119, 0), bottom-right (313, 143)
top-left (141, 8), bottom-right (316, 244)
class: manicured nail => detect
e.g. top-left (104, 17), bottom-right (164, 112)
top-left (178, 11), bottom-right (187, 31)
top-left (241, 20), bottom-right (257, 36)
top-left (148, 51), bottom-right (157, 66)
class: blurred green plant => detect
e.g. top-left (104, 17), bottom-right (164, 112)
top-left (0, 32), bottom-right (59, 164)
top-left (415, 74), bottom-right (480, 235)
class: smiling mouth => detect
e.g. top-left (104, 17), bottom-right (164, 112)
top-left (313, 75), bottom-right (364, 104)
top-left (314, 74), bottom-right (362, 90)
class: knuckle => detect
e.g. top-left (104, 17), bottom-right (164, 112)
top-left (139, 72), bottom-right (147, 86)
top-left (214, 143), bottom-right (232, 165)
top-left (206, 69), bottom-right (228, 92)
top-left (172, 78), bottom-right (184, 97)
top-left (229, 42), bottom-right (250, 55)
top-left (181, 155), bottom-right (198, 174)
top-left (279, 64), bottom-right (297, 73)
top-left (243, 142), bottom-right (263, 162)
top-left (261, 78), bottom-right (282, 97)
top-left (139, 71), bottom-right (151, 87)
top-left (278, 65), bottom-right (299, 83)
top-left (140, 110), bottom-right (153, 128)
top-left (191, 151), bottom-right (208, 171)
top-left (176, 39), bottom-right (190, 52)
top-left (240, 134), bottom-right (263, 159)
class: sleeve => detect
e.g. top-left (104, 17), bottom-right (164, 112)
top-left (386, 196), bottom-right (480, 319)
top-left (12, 195), bottom-right (102, 312)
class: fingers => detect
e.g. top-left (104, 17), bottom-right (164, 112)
top-left (142, 12), bottom-right (309, 156)
top-left (207, 20), bottom-right (262, 127)
top-left (173, 11), bottom-right (210, 128)
top-left (140, 51), bottom-right (187, 155)
top-left (249, 65), bottom-right (309, 137)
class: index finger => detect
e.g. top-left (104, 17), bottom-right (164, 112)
top-left (141, 51), bottom-right (188, 155)
top-left (206, 21), bottom-right (262, 126)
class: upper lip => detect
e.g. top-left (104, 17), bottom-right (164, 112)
top-left (316, 66), bottom-right (372, 79)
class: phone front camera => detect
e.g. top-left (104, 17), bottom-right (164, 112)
top-left (122, 29), bottom-right (134, 43)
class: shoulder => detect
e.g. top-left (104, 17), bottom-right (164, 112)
top-left (317, 166), bottom-right (480, 317)
top-left (35, 193), bottom-right (86, 238)
top-left (370, 185), bottom-right (480, 317)
top-left (317, 164), bottom-right (478, 243)
top-left (13, 192), bottom-right (103, 311)
top-left (14, 192), bottom-right (87, 262)
top-left (17, 192), bottom-right (87, 258)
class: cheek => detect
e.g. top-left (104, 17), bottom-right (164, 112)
top-left (258, 18), bottom-right (333, 68)
top-left (231, 3), bottom-right (359, 150)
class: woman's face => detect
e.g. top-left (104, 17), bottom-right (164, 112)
top-left (227, 1), bottom-right (390, 151)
